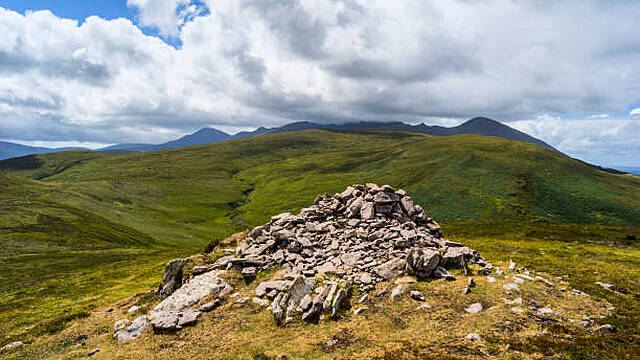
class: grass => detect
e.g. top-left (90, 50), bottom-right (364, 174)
top-left (1, 221), bottom-right (637, 359)
top-left (0, 130), bottom-right (639, 357)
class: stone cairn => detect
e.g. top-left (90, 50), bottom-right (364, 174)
top-left (210, 183), bottom-right (489, 323)
top-left (113, 184), bottom-right (490, 340)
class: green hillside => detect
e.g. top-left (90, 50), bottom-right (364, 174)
top-left (1, 130), bottom-right (640, 348)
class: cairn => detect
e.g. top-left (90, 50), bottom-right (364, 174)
top-left (210, 183), bottom-right (489, 323)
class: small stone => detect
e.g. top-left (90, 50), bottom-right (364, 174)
top-left (511, 307), bottom-right (525, 313)
top-left (358, 293), bottom-right (369, 303)
top-left (192, 266), bottom-right (208, 275)
top-left (252, 297), bottom-right (270, 307)
top-left (234, 297), bottom-right (249, 304)
top-left (465, 333), bottom-right (481, 342)
top-left (198, 299), bottom-right (222, 312)
top-left (88, 348), bottom-right (100, 357)
top-left (593, 324), bottom-right (617, 334)
top-left (465, 303), bottom-right (483, 314)
top-left (417, 304), bottom-right (432, 310)
top-left (410, 290), bottom-right (425, 301)
top-left (508, 259), bottom-right (516, 271)
top-left (1, 341), bottom-right (24, 351)
top-left (114, 315), bottom-right (149, 342)
top-left (354, 307), bottom-right (367, 315)
top-left (127, 305), bottom-right (139, 314)
top-left (463, 286), bottom-right (471, 295)
top-left (503, 283), bottom-right (519, 291)
top-left (114, 319), bottom-right (131, 332)
top-left (486, 276), bottom-right (496, 283)
top-left (468, 278), bottom-right (475, 287)
top-left (537, 307), bottom-right (553, 315)
top-left (390, 284), bottom-right (408, 299)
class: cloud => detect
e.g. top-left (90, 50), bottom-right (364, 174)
top-left (631, 108), bottom-right (640, 116)
top-left (0, 1), bottom-right (639, 164)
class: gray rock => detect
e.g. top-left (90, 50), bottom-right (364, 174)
top-left (593, 324), bottom-right (617, 334)
top-left (433, 266), bottom-right (456, 281)
top-left (390, 284), bottom-right (408, 299)
top-left (410, 290), bottom-right (425, 301)
top-left (331, 283), bottom-right (351, 316)
top-left (374, 257), bottom-right (407, 280)
top-left (152, 270), bottom-right (228, 315)
top-left (192, 266), bottom-right (209, 276)
top-left (158, 258), bottom-right (188, 299)
top-left (465, 333), bottom-right (481, 342)
top-left (323, 283), bottom-right (339, 311)
top-left (1, 341), bottom-right (24, 351)
top-left (406, 248), bottom-right (440, 278)
top-left (114, 319), bottom-right (131, 332)
top-left (255, 280), bottom-right (288, 297)
top-left (127, 305), bottom-right (139, 314)
top-left (198, 299), bottom-right (221, 312)
top-left (465, 303), bottom-right (483, 314)
top-left (88, 348), bottom-right (100, 357)
top-left (361, 202), bottom-right (375, 220)
top-left (177, 310), bottom-right (200, 327)
top-left (252, 297), bottom-right (270, 307)
top-left (114, 315), bottom-right (148, 342)
top-left (594, 281), bottom-right (615, 291)
top-left (298, 294), bottom-right (312, 312)
top-left (508, 259), bottom-right (516, 271)
top-left (441, 247), bottom-right (472, 269)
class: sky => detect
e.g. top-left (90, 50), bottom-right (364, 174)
top-left (0, 1), bottom-right (639, 166)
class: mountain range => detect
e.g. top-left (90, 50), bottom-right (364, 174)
top-left (100, 117), bottom-right (560, 153)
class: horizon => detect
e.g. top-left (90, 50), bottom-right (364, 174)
top-left (0, 1), bottom-right (639, 166)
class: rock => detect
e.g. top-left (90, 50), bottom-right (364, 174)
top-left (1, 341), bottom-right (23, 351)
top-left (354, 307), bottom-right (367, 315)
top-left (152, 271), bottom-right (228, 315)
top-left (508, 259), bottom-right (516, 271)
top-left (178, 310), bottom-right (200, 327)
top-left (288, 276), bottom-right (314, 310)
top-left (465, 303), bottom-right (483, 314)
top-left (595, 282), bottom-right (615, 291)
top-left (150, 312), bottom-right (179, 331)
top-left (468, 278), bottom-right (476, 287)
top-left (255, 280), bottom-right (288, 297)
top-left (441, 247), bottom-right (472, 269)
top-left (88, 348), bottom-right (100, 357)
top-left (410, 290), bottom-right (425, 301)
top-left (463, 286), bottom-right (472, 295)
top-left (198, 299), bottom-right (222, 312)
top-left (192, 266), bottom-right (208, 275)
top-left (114, 315), bottom-right (148, 342)
top-left (537, 307), bottom-right (553, 315)
top-left (503, 283), bottom-right (519, 291)
top-left (390, 284), bottom-right (408, 299)
top-left (323, 283), bottom-right (339, 311)
top-left (158, 259), bottom-right (188, 299)
top-left (235, 297), bottom-right (249, 304)
top-left (465, 333), bottom-right (481, 342)
top-left (358, 293), bottom-right (369, 303)
top-left (487, 276), bottom-right (496, 283)
top-left (127, 305), bottom-right (139, 314)
top-left (433, 266), bottom-right (456, 281)
top-left (331, 283), bottom-right (352, 316)
top-left (361, 202), bottom-right (375, 219)
top-left (511, 307), bottom-right (525, 313)
top-left (252, 297), bottom-right (270, 307)
top-left (114, 319), bottom-right (131, 332)
top-left (241, 267), bottom-right (257, 280)
top-left (270, 292), bottom-right (286, 323)
top-left (593, 324), bottom-right (617, 334)
top-left (406, 248), bottom-right (440, 278)
top-left (417, 304), bottom-right (432, 310)
top-left (375, 258), bottom-right (407, 280)
top-left (298, 294), bottom-right (312, 312)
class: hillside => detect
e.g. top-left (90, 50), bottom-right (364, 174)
top-left (1, 130), bottom-right (639, 358)
top-left (3, 130), bottom-right (639, 233)
top-left (0, 141), bottom-right (84, 161)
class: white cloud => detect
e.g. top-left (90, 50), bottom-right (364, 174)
top-left (631, 108), bottom-right (640, 116)
top-left (0, 1), bottom-right (639, 163)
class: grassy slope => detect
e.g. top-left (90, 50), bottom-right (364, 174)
top-left (1, 130), bottom-right (639, 355)
top-left (3, 222), bottom-right (638, 360)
